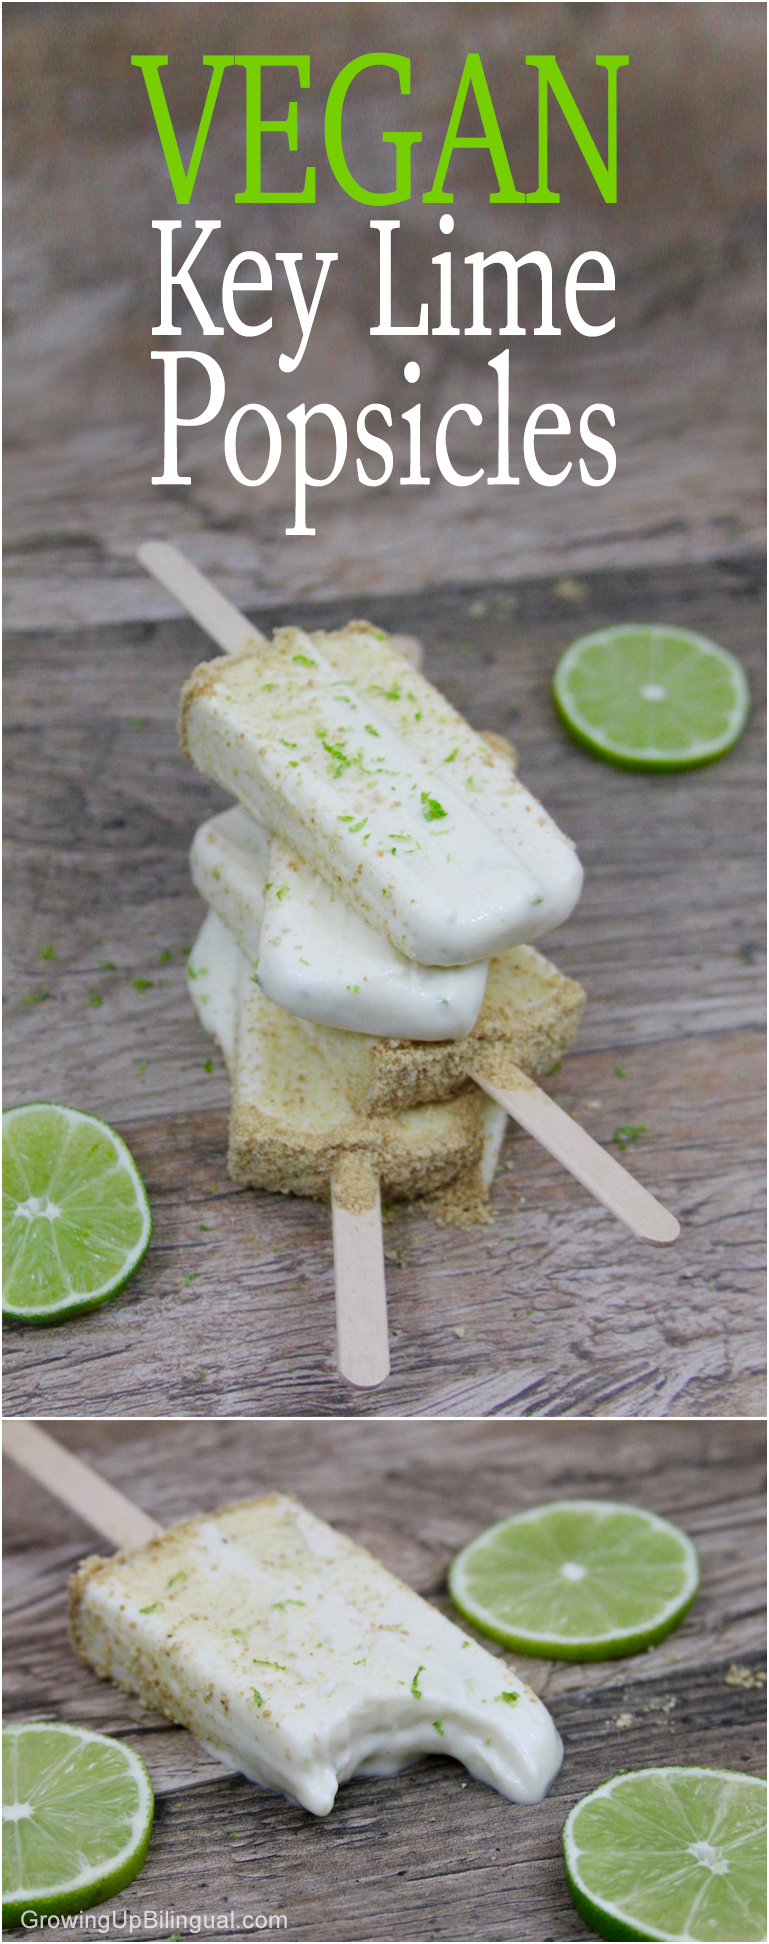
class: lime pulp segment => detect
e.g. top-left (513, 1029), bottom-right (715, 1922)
top-left (553, 626), bottom-right (750, 770)
top-left (2, 1721), bottom-right (154, 1926)
top-left (562, 1766), bottom-right (767, 1942)
top-left (448, 1500), bottom-right (700, 1659)
top-left (2, 1103), bottom-right (151, 1322)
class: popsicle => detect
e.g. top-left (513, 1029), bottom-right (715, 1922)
top-left (191, 806), bottom-right (490, 1041)
top-left (179, 624), bottom-right (584, 966)
top-left (68, 1489), bottom-right (563, 1816)
top-left (191, 908), bottom-right (506, 1198)
top-left (189, 906), bottom-right (584, 1121)
top-left (189, 909), bottom-right (509, 1383)
top-left (142, 544), bottom-right (680, 1256)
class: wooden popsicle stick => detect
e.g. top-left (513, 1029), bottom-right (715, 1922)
top-left (139, 543), bottom-right (427, 677)
top-left (469, 1061), bottom-right (680, 1245)
top-left (2, 1422), bottom-right (162, 1550)
top-left (138, 541), bottom-right (269, 657)
top-left (330, 1157), bottom-right (390, 1387)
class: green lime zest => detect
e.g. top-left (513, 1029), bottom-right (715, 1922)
top-left (613, 1124), bottom-right (647, 1151)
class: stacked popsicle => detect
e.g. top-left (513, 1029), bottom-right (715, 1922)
top-left (140, 546), bottom-right (678, 1384)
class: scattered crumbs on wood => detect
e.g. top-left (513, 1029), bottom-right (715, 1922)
top-left (725, 1663), bottom-right (767, 1689)
top-left (615, 1712), bottom-right (634, 1729)
top-left (453, 1325), bottom-right (466, 1338)
top-left (554, 578), bottom-right (588, 602)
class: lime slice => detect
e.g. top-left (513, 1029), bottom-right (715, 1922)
top-left (553, 625), bottom-right (750, 770)
top-left (562, 1766), bottom-right (767, 1942)
top-left (448, 1500), bottom-right (700, 1659)
top-left (2, 1721), bottom-right (154, 1926)
top-left (3, 1103), bottom-right (151, 1324)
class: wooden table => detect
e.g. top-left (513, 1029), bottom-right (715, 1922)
top-left (4, 1419), bottom-right (766, 1941)
top-left (4, 557), bottom-right (765, 1417)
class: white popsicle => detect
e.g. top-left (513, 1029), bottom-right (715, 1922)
top-left (180, 626), bottom-right (583, 966)
top-left (69, 1492), bottom-right (563, 1816)
top-left (191, 807), bottom-right (489, 1040)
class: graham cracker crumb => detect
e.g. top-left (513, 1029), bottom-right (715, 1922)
top-left (331, 1152), bottom-right (380, 1214)
top-left (421, 1162), bottom-right (496, 1229)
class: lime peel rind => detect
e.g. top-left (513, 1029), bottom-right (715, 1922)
top-left (448, 1500), bottom-right (700, 1661)
top-left (553, 625), bottom-right (750, 771)
top-left (562, 1767), bottom-right (767, 1943)
top-left (2, 1104), bottom-right (152, 1324)
top-left (2, 1722), bottom-right (154, 1926)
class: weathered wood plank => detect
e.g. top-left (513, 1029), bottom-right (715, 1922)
top-left (3, 1030), bottom-right (764, 1420)
top-left (3, 561), bottom-right (765, 1417)
top-left (4, 1422), bottom-right (766, 1939)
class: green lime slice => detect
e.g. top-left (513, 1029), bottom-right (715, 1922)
top-left (553, 625), bottom-right (750, 770)
top-left (2, 1721), bottom-right (154, 1926)
top-left (562, 1766), bottom-right (767, 1942)
top-left (2, 1103), bottom-right (151, 1324)
top-left (448, 1500), bottom-right (700, 1659)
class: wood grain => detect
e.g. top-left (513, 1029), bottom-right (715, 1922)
top-left (4, 1420), bottom-right (766, 1940)
top-left (4, 559), bottom-right (766, 1417)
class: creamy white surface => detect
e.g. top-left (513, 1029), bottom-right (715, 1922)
top-left (74, 1494), bottom-right (562, 1817)
top-left (187, 908), bottom-right (242, 1069)
top-left (184, 630), bottom-right (582, 965)
top-left (190, 809), bottom-right (269, 964)
top-left (191, 807), bottom-right (488, 1040)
